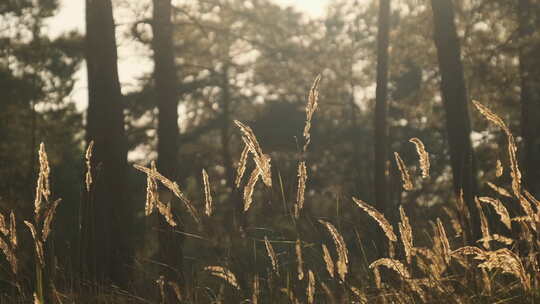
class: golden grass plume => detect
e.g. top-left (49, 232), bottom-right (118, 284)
top-left (399, 206), bottom-right (414, 264)
top-left (321, 243), bottom-right (335, 278)
top-left (84, 140), bottom-right (94, 192)
top-left (204, 266), bottom-right (240, 290)
top-left (303, 74), bottom-right (321, 153)
top-left (307, 270), bottom-right (315, 304)
top-left (202, 169), bottom-right (213, 217)
top-left (295, 238), bottom-right (304, 280)
top-left (264, 236), bottom-right (279, 276)
top-left (409, 137), bottom-right (430, 178)
top-left (294, 161), bottom-right (307, 218)
top-left (319, 220), bottom-right (348, 281)
top-left (394, 152), bottom-right (413, 191)
top-left (352, 197), bottom-right (397, 242)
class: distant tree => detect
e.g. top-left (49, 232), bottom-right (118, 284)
top-left (374, 0), bottom-right (391, 222)
top-left (151, 0), bottom-right (184, 287)
top-left (518, 0), bottom-right (540, 197)
top-left (84, 0), bottom-right (132, 285)
top-left (430, 0), bottom-right (480, 242)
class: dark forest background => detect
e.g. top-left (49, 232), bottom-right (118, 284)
top-left (1, 0), bottom-right (540, 303)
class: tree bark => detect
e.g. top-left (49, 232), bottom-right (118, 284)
top-left (518, 0), bottom-right (540, 198)
top-left (374, 0), bottom-right (390, 213)
top-left (85, 0), bottom-right (131, 285)
top-left (430, 0), bottom-right (480, 242)
top-left (373, 0), bottom-right (392, 255)
top-left (152, 0), bottom-right (184, 286)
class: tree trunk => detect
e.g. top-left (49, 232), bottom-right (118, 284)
top-left (152, 0), bottom-right (184, 286)
top-left (85, 0), bottom-right (131, 285)
top-left (430, 0), bottom-right (480, 242)
top-left (373, 0), bottom-right (392, 256)
top-left (374, 0), bottom-right (390, 214)
top-left (518, 0), bottom-right (540, 198)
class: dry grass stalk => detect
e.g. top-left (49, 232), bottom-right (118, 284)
top-left (472, 100), bottom-right (510, 134)
top-left (517, 194), bottom-right (536, 230)
top-left (486, 182), bottom-right (512, 198)
top-left (409, 138), bottom-right (430, 178)
top-left (243, 168), bottom-right (260, 212)
top-left (303, 74), bottom-right (321, 153)
top-left (399, 206), bottom-right (414, 264)
top-left (84, 140), bottom-right (94, 192)
top-left (156, 275), bottom-right (165, 303)
top-left (295, 238), bottom-right (304, 280)
top-left (202, 169), bottom-right (213, 217)
top-left (475, 197), bottom-right (491, 249)
top-left (436, 218), bottom-right (451, 264)
top-left (307, 270), bottom-right (315, 304)
top-left (0, 237), bottom-right (17, 274)
top-left (280, 288), bottom-right (301, 304)
top-left (472, 101), bottom-right (522, 197)
top-left (0, 214), bottom-right (9, 236)
top-left (24, 221), bottom-right (44, 267)
top-left (394, 152), bottom-right (413, 191)
top-left (372, 266), bottom-right (382, 289)
top-left (234, 121), bottom-right (273, 211)
top-left (477, 234), bottom-right (514, 246)
top-left (414, 247), bottom-right (446, 280)
top-left (252, 275), bottom-right (259, 304)
top-left (156, 200), bottom-right (177, 227)
top-left (143, 162), bottom-right (158, 216)
top-left (350, 286), bottom-right (368, 303)
top-left (320, 282), bottom-right (336, 304)
top-left (9, 211), bottom-right (16, 248)
top-left (264, 236), bottom-right (279, 276)
top-left (134, 163), bottom-right (200, 223)
top-left (42, 199), bottom-right (61, 241)
top-left (234, 120), bottom-right (272, 187)
top-left (495, 159), bottom-right (503, 178)
top-left (34, 143), bottom-right (51, 221)
top-left (477, 196), bottom-right (511, 229)
top-left (481, 268), bottom-right (492, 296)
top-left (451, 246), bottom-right (486, 258)
top-left (370, 258), bottom-right (411, 279)
top-left (294, 161), bottom-right (307, 218)
top-left (442, 206), bottom-right (462, 237)
top-left (0, 212), bottom-right (17, 274)
top-left (167, 281), bottom-right (182, 302)
top-left (319, 220), bottom-right (348, 281)
top-left (352, 197), bottom-right (397, 242)
top-left (524, 189), bottom-right (540, 209)
top-left (321, 244), bottom-right (335, 278)
top-left (235, 145), bottom-right (249, 188)
top-left (204, 266), bottom-right (240, 290)
top-left (478, 248), bottom-right (531, 291)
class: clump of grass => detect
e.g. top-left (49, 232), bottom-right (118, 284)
top-left (26, 143), bottom-right (63, 304)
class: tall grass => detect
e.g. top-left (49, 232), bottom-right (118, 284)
top-left (1, 78), bottom-right (539, 303)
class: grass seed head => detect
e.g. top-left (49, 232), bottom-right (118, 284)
top-left (409, 137), bottom-right (430, 178)
top-left (394, 152), bottom-right (413, 191)
top-left (204, 266), bottom-right (240, 290)
top-left (352, 197), bottom-right (397, 242)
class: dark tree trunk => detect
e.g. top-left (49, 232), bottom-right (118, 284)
top-left (374, 0), bottom-right (390, 212)
top-left (373, 0), bottom-right (392, 255)
top-left (430, 0), bottom-right (480, 242)
top-left (84, 0), bottom-right (132, 286)
top-left (152, 0), bottom-right (184, 285)
top-left (518, 0), bottom-right (540, 198)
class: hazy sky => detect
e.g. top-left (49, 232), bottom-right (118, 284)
top-left (46, 0), bottom-right (330, 111)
